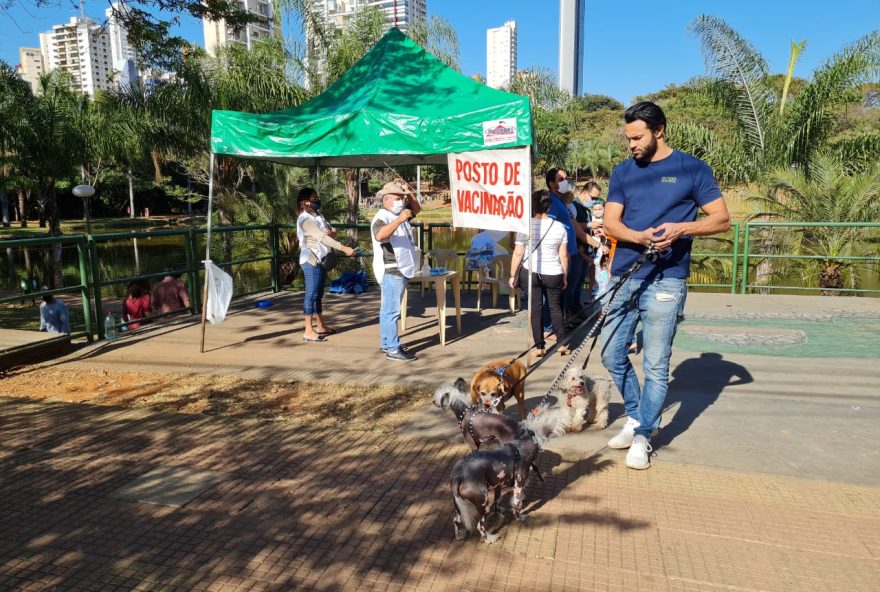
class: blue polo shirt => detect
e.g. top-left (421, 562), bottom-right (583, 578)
top-left (547, 191), bottom-right (578, 256)
top-left (607, 150), bottom-right (722, 279)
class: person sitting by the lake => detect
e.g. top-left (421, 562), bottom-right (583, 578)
top-left (122, 280), bottom-right (152, 330)
top-left (296, 187), bottom-right (356, 342)
top-left (39, 292), bottom-right (70, 334)
top-left (151, 269), bottom-right (191, 317)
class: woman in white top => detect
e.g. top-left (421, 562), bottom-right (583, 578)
top-left (509, 191), bottom-right (570, 357)
top-left (296, 188), bottom-right (355, 342)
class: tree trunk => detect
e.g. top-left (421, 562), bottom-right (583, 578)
top-left (819, 262), bottom-right (844, 296)
top-left (217, 197), bottom-right (235, 275)
top-left (6, 247), bottom-right (16, 290)
top-left (345, 168), bottom-right (358, 240)
top-left (128, 168), bottom-right (136, 219)
top-left (151, 149), bottom-right (162, 184)
top-left (45, 182), bottom-right (64, 288)
top-left (0, 186), bottom-right (9, 228)
top-left (18, 189), bottom-right (28, 227)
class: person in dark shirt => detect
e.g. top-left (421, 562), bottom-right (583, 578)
top-left (600, 101), bottom-right (730, 470)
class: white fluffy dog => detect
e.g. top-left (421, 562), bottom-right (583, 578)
top-left (554, 368), bottom-right (612, 433)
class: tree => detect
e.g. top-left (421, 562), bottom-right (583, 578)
top-left (572, 94), bottom-right (624, 113)
top-left (689, 15), bottom-right (880, 176)
top-left (150, 39), bottom-right (307, 260)
top-left (748, 152), bottom-right (880, 293)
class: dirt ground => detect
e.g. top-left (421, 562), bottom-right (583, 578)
top-left (0, 366), bottom-right (431, 433)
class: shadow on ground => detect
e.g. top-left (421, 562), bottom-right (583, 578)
top-left (0, 396), bottom-right (630, 590)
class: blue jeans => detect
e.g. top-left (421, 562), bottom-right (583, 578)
top-left (301, 262), bottom-right (327, 315)
top-left (379, 273), bottom-right (408, 351)
top-left (600, 276), bottom-right (687, 440)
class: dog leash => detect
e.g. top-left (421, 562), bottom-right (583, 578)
top-left (486, 245), bottom-right (658, 413)
top-left (527, 245), bottom-right (660, 413)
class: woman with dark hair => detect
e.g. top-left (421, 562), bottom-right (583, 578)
top-left (122, 280), bottom-right (152, 330)
top-left (508, 190), bottom-right (571, 357)
top-left (296, 187), bottom-right (355, 342)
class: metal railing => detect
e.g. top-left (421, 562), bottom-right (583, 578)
top-left (2, 219), bottom-right (878, 362)
top-left (740, 222), bottom-right (880, 295)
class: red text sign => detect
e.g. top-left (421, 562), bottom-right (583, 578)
top-left (448, 147), bottom-right (531, 234)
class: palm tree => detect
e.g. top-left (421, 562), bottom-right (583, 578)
top-left (150, 39), bottom-right (308, 261)
top-left (688, 16), bottom-right (880, 175)
top-left (749, 152), bottom-right (880, 293)
top-left (4, 71), bottom-right (83, 285)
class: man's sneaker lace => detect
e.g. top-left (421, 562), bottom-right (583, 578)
top-left (608, 417), bottom-right (639, 449)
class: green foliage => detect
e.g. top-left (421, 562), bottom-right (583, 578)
top-left (748, 152), bottom-right (880, 291)
top-left (572, 94), bottom-right (624, 112)
top-left (689, 15), bottom-right (880, 176)
top-left (567, 138), bottom-right (626, 179)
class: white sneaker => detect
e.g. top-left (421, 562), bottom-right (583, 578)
top-left (608, 417), bottom-right (640, 449)
top-left (625, 435), bottom-right (652, 470)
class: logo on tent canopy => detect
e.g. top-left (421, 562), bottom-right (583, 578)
top-left (482, 120), bottom-right (518, 146)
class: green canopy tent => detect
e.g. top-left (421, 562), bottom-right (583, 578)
top-left (202, 27), bottom-right (536, 351)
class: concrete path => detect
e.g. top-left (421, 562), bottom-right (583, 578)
top-left (1, 289), bottom-right (879, 590)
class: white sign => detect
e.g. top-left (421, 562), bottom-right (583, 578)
top-left (448, 146), bottom-right (531, 234)
top-left (482, 119), bottom-right (518, 146)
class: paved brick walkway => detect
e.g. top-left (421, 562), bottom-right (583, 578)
top-left (2, 396), bottom-right (878, 592)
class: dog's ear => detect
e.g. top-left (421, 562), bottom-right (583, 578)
top-left (454, 377), bottom-right (469, 393)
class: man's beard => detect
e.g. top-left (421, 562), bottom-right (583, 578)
top-left (633, 136), bottom-right (658, 164)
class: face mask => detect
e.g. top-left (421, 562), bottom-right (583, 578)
top-left (308, 200), bottom-right (321, 211)
top-left (558, 180), bottom-right (571, 194)
top-left (390, 200), bottom-right (405, 215)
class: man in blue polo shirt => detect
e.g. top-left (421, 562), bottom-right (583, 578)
top-left (600, 101), bottom-right (730, 470)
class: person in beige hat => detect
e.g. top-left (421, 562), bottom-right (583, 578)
top-left (370, 178), bottom-right (421, 361)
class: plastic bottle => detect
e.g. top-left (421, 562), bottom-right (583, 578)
top-left (104, 313), bottom-right (117, 340)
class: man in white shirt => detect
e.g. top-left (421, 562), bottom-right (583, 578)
top-left (370, 179), bottom-right (422, 362)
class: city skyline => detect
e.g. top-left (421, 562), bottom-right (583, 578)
top-left (2, 0), bottom-right (876, 104)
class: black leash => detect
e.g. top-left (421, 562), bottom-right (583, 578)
top-left (483, 246), bottom-right (658, 413)
top-left (528, 245), bottom-right (660, 411)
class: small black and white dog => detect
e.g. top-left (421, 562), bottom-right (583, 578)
top-left (450, 420), bottom-right (556, 544)
top-left (433, 378), bottom-right (520, 451)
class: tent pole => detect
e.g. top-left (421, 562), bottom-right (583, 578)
top-left (416, 165), bottom-right (422, 203)
top-left (526, 234), bottom-right (533, 357)
top-left (200, 152), bottom-right (216, 354)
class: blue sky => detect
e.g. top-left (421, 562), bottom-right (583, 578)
top-left (2, 0), bottom-right (876, 104)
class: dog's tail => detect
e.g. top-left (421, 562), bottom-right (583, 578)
top-left (523, 404), bottom-right (566, 442)
top-left (451, 462), bottom-right (479, 535)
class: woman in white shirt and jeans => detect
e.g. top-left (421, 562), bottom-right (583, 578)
top-left (509, 191), bottom-right (571, 357)
top-left (296, 188), bottom-right (355, 342)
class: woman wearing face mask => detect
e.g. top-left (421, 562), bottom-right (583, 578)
top-left (296, 187), bottom-right (356, 342)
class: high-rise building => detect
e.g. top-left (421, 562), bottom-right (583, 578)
top-left (106, 2), bottom-right (141, 88)
top-left (310, 0), bottom-right (427, 32)
top-left (305, 1), bottom-right (426, 87)
top-left (203, 0), bottom-right (280, 56)
top-left (16, 47), bottom-right (45, 94)
top-left (486, 20), bottom-right (517, 89)
top-left (558, 0), bottom-right (584, 96)
top-left (39, 16), bottom-right (113, 96)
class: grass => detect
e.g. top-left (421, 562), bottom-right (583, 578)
top-left (0, 366), bottom-right (432, 433)
top-left (0, 216), bottom-right (207, 240)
